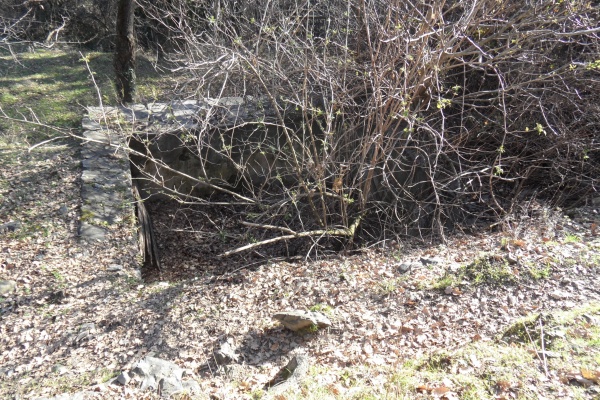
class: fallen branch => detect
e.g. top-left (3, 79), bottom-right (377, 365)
top-left (219, 216), bottom-right (363, 257)
top-left (28, 135), bottom-right (70, 152)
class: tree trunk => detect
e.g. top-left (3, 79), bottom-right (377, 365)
top-left (114, 0), bottom-right (136, 103)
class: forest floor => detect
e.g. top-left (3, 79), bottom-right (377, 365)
top-left (1, 46), bottom-right (599, 400)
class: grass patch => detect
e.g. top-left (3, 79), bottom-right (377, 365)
top-left (462, 254), bottom-right (515, 285)
top-left (563, 234), bottom-right (582, 244)
top-left (0, 46), bottom-right (175, 145)
top-left (428, 252), bottom-right (554, 291)
top-left (309, 303), bottom-right (334, 315)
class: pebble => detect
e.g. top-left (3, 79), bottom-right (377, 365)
top-left (0, 280), bottom-right (16, 295)
top-left (116, 371), bottom-right (130, 385)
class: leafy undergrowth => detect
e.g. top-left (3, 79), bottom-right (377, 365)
top-left (0, 47), bottom-right (600, 400)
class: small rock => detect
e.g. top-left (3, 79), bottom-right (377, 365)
top-left (396, 262), bottom-right (419, 274)
top-left (420, 257), bottom-right (443, 266)
top-left (0, 280), bottom-right (16, 295)
top-left (214, 340), bottom-right (239, 365)
top-left (47, 290), bottom-right (67, 304)
top-left (0, 367), bottom-right (15, 378)
top-left (107, 264), bottom-right (123, 272)
top-left (132, 356), bottom-right (185, 396)
top-left (266, 353), bottom-right (310, 394)
top-left (506, 253), bottom-right (518, 265)
top-left (549, 290), bottom-right (571, 300)
top-left (58, 205), bottom-right (68, 215)
top-left (0, 221), bottom-right (22, 235)
top-left (181, 379), bottom-right (201, 394)
top-left (51, 364), bottom-right (69, 375)
top-left (273, 310), bottom-right (331, 332)
top-left (116, 371), bottom-right (131, 385)
top-left (131, 269), bottom-right (143, 280)
top-left (159, 377), bottom-right (184, 397)
top-left (75, 323), bottom-right (95, 342)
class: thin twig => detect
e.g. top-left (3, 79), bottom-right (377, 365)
top-left (27, 135), bottom-right (69, 152)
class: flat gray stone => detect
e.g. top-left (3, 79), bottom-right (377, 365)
top-left (116, 371), bottom-right (130, 385)
top-left (133, 356), bottom-right (185, 396)
top-left (214, 340), bottom-right (239, 365)
top-left (159, 376), bottom-right (184, 397)
top-left (273, 310), bottom-right (332, 331)
top-left (397, 262), bottom-right (419, 274)
top-left (0, 280), bottom-right (16, 295)
top-left (267, 353), bottom-right (310, 395)
top-left (81, 118), bottom-right (101, 131)
top-left (78, 223), bottom-right (106, 241)
top-left (51, 364), bottom-right (69, 375)
top-left (182, 379), bottom-right (201, 394)
top-left (420, 257), bottom-right (443, 266)
top-left (0, 221), bottom-right (22, 234)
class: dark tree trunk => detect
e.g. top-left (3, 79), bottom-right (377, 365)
top-left (114, 0), bottom-right (136, 103)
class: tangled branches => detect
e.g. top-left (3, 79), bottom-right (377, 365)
top-left (131, 0), bottom-right (599, 254)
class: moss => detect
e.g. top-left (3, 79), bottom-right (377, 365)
top-left (462, 254), bottom-right (515, 285)
top-left (80, 209), bottom-right (95, 222)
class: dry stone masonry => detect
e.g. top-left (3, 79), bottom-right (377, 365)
top-left (79, 108), bottom-right (136, 241)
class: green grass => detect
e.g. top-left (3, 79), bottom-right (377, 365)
top-left (309, 303), bottom-right (334, 315)
top-left (563, 234), bottom-right (582, 244)
top-left (427, 252), bottom-right (556, 292)
top-left (0, 46), bottom-right (174, 145)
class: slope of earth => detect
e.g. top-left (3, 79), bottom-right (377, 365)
top-left (1, 47), bottom-right (600, 400)
top-left (1, 137), bottom-right (599, 399)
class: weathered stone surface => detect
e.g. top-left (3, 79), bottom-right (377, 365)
top-left (131, 355), bottom-right (200, 398)
top-left (74, 323), bottom-right (96, 343)
top-left (79, 114), bottom-right (136, 244)
top-left (0, 280), bottom-right (16, 295)
top-left (266, 353), bottom-right (310, 395)
top-left (0, 221), bottom-right (22, 235)
top-left (78, 223), bottom-right (107, 241)
top-left (51, 364), bottom-right (69, 375)
top-left (214, 340), bottom-right (239, 365)
top-left (397, 262), bottom-right (419, 274)
top-left (158, 376), bottom-right (183, 396)
top-left (116, 371), bottom-right (131, 385)
top-left (81, 117), bottom-right (102, 131)
top-left (420, 257), bottom-right (443, 266)
top-left (182, 379), bottom-right (202, 394)
top-left (273, 310), bottom-right (331, 331)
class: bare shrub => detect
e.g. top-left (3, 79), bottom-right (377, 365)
top-left (0, 0), bottom-right (117, 49)
top-left (129, 0), bottom-right (600, 254)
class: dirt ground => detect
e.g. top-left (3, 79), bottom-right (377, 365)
top-left (1, 138), bottom-right (600, 399)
